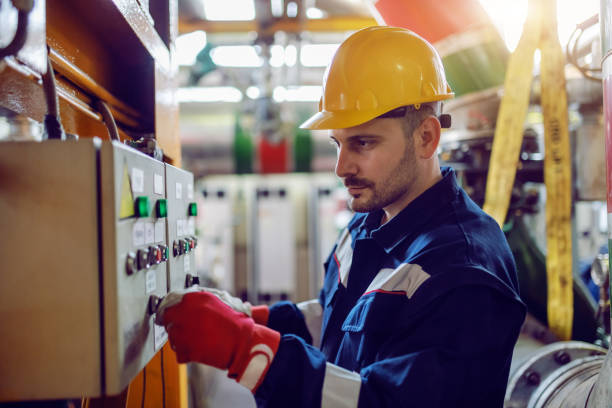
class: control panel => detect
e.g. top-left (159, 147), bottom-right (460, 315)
top-left (0, 138), bottom-right (193, 401)
top-left (165, 163), bottom-right (198, 291)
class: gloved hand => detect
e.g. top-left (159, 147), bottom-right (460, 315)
top-left (155, 290), bottom-right (280, 392)
top-left (163, 286), bottom-right (270, 325)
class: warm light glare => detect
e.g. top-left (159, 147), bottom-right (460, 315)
top-left (178, 87), bottom-right (243, 103)
top-left (273, 86), bottom-right (322, 102)
top-left (203, 0), bottom-right (255, 21)
top-left (306, 7), bottom-right (326, 19)
top-left (477, 0), bottom-right (599, 52)
top-left (211, 46), bottom-right (263, 67)
top-left (300, 44), bottom-right (339, 67)
top-left (176, 31), bottom-right (207, 66)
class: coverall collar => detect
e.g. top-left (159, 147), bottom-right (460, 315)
top-left (360, 167), bottom-right (460, 254)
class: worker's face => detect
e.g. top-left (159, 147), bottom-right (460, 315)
top-left (330, 117), bottom-right (418, 213)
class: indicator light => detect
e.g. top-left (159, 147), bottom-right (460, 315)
top-left (188, 202), bottom-right (198, 216)
top-left (135, 196), bottom-right (150, 218)
top-left (183, 239), bottom-right (189, 253)
top-left (189, 238), bottom-right (195, 249)
top-left (156, 199), bottom-right (168, 218)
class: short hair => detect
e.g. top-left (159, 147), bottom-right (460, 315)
top-left (378, 102), bottom-right (441, 138)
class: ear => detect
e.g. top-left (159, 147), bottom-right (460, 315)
top-left (414, 116), bottom-right (441, 159)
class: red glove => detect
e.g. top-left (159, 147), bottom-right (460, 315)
top-left (156, 291), bottom-right (280, 392)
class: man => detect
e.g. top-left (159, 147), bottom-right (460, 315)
top-left (156, 26), bottom-right (525, 407)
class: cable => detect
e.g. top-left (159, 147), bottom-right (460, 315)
top-left (95, 99), bottom-right (121, 141)
top-left (141, 367), bottom-right (147, 408)
top-left (42, 53), bottom-right (66, 140)
top-left (0, 0), bottom-right (33, 60)
top-left (161, 347), bottom-right (166, 408)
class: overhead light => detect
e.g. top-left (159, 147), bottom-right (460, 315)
top-left (178, 87), bottom-right (243, 103)
top-left (286, 2), bottom-right (298, 18)
top-left (246, 86), bottom-right (261, 99)
top-left (211, 46), bottom-right (263, 67)
top-left (273, 86), bottom-right (322, 102)
top-left (176, 31), bottom-right (207, 66)
top-left (203, 0), bottom-right (255, 21)
top-left (306, 7), bottom-right (326, 19)
top-left (271, 0), bottom-right (284, 17)
top-left (300, 44), bottom-right (339, 67)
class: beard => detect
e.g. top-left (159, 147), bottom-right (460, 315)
top-left (345, 144), bottom-right (417, 213)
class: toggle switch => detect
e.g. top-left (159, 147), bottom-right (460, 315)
top-left (185, 273), bottom-right (200, 288)
top-left (148, 246), bottom-right (160, 265)
top-left (137, 248), bottom-right (150, 270)
top-left (126, 252), bottom-right (137, 275)
top-left (148, 295), bottom-right (163, 315)
top-left (173, 240), bottom-right (180, 257)
top-left (159, 244), bottom-right (168, 262)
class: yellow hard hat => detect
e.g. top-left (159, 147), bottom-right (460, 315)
top-left (300, 26), bottom-right (454, 130)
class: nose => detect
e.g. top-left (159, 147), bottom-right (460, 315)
top-left (335, 146), bottom-right (358, 179)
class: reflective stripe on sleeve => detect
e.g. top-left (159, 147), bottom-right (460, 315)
top-left (321, 362), bottom-right (361, 408)
top-left (297, 299), bottom-right (323, 348)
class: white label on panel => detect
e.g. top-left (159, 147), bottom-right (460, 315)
top-left (188, 218), bottom-right (195, 235)
top-left (155, 220), bottom-right (165, 242)
top-left (145, 269), bottom-right (157, 293)
top-left (177, 219), bottom-right (183, 236)
top-left (176, 183), bottom-right (183, 199)
top-left (184, 256), bottom-right (190, 272)
top-left (131, 168), bottom-right (144, 193)
top-left (154, 324), bottom-right (168, 351)
top-left (145, 222), bottom-right (155, 244)
top-left (133, 222), bottom-right (145, 246)
top-left (154, 173), bottom-right (164, 195)
top-left (187, 183), bottom-right (194, 200)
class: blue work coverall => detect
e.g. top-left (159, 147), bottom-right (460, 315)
top-left (255, 167), bottom-right (526, 407)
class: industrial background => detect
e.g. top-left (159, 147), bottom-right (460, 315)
top-left (1, 0), bottom-right (612, 406)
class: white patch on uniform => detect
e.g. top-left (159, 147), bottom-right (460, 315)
top-left (364, 263), bottom-right (430, 298)
top-left (321, 362), bottom-right (361, 408)
top-left (297, 299), bottom-right (323, 348)
top-left (334, 228), bottom-right (353, 287)
top-left (238, 344), bottom-right (275, 391)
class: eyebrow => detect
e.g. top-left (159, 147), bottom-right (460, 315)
top-left (329, 134), bottom-right (382, 143)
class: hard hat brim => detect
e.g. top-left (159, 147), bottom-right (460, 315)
top-left (300, 93), bottom-right (455, 130)
top-left (299, 109), bottom-right (382, 130)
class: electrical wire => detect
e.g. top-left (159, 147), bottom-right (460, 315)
top-left (42, 53), bottom-right (66, 140)
top-left (0, 0), bottom-right (33, 60)
top-left (141, 367), bottom-right (147, 408)
top-left (95, 99), bottom-right (121, 141)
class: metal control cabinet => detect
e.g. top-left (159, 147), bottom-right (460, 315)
top-left (165, 164), bottom-right (198, 291)
top-left (0, 139), bottom-right (168, 401)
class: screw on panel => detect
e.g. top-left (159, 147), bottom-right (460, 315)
top-left (554, 351), bottom-right (571, 365)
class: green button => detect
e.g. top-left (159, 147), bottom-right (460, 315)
top-left (156, 199), bottom-right (168, 218)
top-left (135, 196), bottom-right (150, 217)
top-left (188, 202), bottom-right (198, 216)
